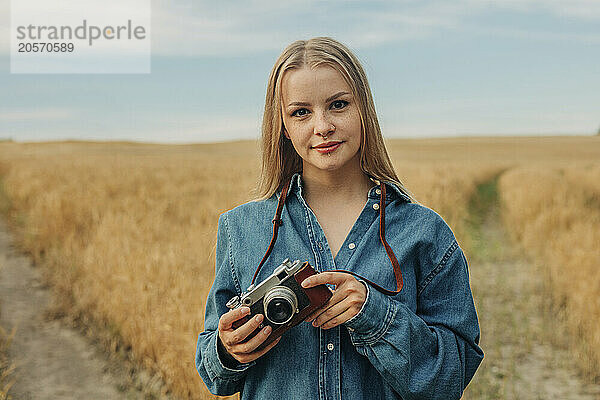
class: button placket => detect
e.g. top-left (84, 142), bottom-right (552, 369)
top-left (321, 328), bottom-right (341, 399)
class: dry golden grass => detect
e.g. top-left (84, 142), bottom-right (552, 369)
top-left (498, 161), bottom-right (600, 380)
top-left (0, 142), bottom-right (261, 399)
top-left (0, 326), bottom-right (15, 400)
top-left (0, 256), bottom-right (15, 400)
top-left (0, 316), bottom-right (16, 400)
top-left (0, 136), bottom-right (598, 399)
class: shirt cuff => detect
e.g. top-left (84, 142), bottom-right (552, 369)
top-left (343, 280), bottom-right (395, 342)
top-left (203, 331), bottom-right (255, 381)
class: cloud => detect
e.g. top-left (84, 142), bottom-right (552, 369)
top-left (0, 0), bottom-right (9, 56)
top-left (136, 114), bottom-right (261, 143)
top-left (150, 0), bottom-right (464, 56)
top-left (0, 107), bottom-right (75, 121)
top-left (150, 0), bottom-right (600, 56)
top-left (459, 25), bottom-right (600, 44)
top-left (380, 99), bottom-right (599, 137)
top-left (383, 118), bottom-right (595, 138)
top-left (5, 112), bottom-right (261, 144)
top-left (466, 0), bottom-right (600, 20)
top-left (2, 0), bottom-right (598, 58)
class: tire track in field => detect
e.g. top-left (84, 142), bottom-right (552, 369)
top-left (0, 217), bottom-right (138, 400)
top-left (464, 173), bottom-right (600, 400)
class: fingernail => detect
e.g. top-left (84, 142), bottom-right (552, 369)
top-left (255, 314), bottom-right (263, 322)
top-left (241, 307), bottom-right (250, 315)
top-left (264, 326), bottom-right (272, 335)
top-left (312, 321), bottom-right (318, 327)
top-left (301, 279), bottom-right (310, 288)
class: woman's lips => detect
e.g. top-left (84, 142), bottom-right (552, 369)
top-left (313, 141), bottom-right (342, 154)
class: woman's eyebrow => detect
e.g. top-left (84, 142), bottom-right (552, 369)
top-left (286, 91), bottom-right (350, 108)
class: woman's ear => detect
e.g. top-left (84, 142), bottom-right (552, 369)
top-left (283, 129), bottom-right (290, 140)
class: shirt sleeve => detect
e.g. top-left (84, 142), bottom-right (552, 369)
top-left (195, 212), bottom-right (255, 396)
top-left (344, 239), bottom-right (484, 400)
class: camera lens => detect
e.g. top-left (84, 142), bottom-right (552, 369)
top-left (264, 286), bottom-right (298, 325)
top-left (267, 300), bottom-right (293, 324)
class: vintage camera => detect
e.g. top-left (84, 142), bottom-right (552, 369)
top-left (226, 258), bottom-right (332, 350)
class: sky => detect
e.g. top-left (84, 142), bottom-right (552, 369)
top-left (1, 0), bottom-right (599, 143)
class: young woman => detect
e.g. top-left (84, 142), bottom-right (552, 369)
top-left (195, 37), bottom-right (483, 400)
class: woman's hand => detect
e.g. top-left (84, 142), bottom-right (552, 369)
top-left (301, 272), bottom-right (367, 330)
top-left (218, 307), bottom-right (281, 364)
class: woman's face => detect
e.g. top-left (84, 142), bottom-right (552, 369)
top-left (280, 65), bottom-right (363, 174)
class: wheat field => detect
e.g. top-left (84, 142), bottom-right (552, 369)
top-left (0, 136), bottom-right (598, 399)
top-left (499, 163), bottom-right (600, 380)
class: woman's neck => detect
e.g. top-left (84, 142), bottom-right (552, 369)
top-left (301, 161), bottom-right (374, 206)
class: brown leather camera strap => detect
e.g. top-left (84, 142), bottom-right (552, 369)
top-left (252, 178), bottom-right (291, 285)
top-left (251, 176), bottom-right (403, 295)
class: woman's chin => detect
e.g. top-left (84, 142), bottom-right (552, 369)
top-left (308, 159), bottom-right (352, 173)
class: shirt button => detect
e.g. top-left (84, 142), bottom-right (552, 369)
top-left (372, 203), bottom-right (380, 210)
top-left (348, 242), bottom-right (356, 250)
top-left (375, 188), bottom-right (381, 195)
top-left (327, 343), bottom-right (334, 351)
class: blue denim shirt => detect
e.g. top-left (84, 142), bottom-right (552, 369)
top-left (195, 172), bottom-right (483, 399)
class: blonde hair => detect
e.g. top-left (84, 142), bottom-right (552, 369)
top-left (251, 36), bottom-right (415, 202)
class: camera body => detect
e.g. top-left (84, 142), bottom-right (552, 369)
top-left (226, 258), bottom-right (332, 350)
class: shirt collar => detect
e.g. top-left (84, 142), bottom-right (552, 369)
top-left (284, 172), bottom-right (411, 203)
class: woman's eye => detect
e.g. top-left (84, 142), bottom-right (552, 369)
top-left (292, 108), bottom-right (309, 117)
top-left (331, 100), bottom-right (348, 110)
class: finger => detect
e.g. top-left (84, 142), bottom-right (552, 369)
top-left (232, 324), bottom-right (274, 355)
top-left (304, 287), bottom-right (348, 322)
top-left (304, 301), bottom-right (334, 323)
top-left (321, 308), bottom-right (358, 330)
top-left (251, 335), bottom-right (282, 359)
top-left (312, 301), bottom-right (348, 328)
top-left (219, 307), bottom-right (250, 331)
top-left (305, 278), bottom-right (366, 323)
top-left (227, 314), bottom-right (265, 345)
top-left (301, 271), bottom-right (348, 289)
top-left (235, 336), bottom-right (282, 364)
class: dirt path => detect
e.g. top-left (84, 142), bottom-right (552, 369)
top-left (0, 218), bottom-right (146, 400)
top-left (464, 176), bottom-right (600, 400)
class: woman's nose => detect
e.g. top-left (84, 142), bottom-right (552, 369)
top-left (313, 111), bottom-right (335, 137)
